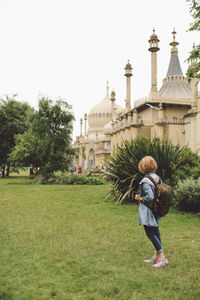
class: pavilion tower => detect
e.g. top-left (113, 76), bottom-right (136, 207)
top-left (124, 60), bottom-right (133, 111)
top-left (148, 29), bottom-right (160, 99)
top-left (159, 29), bottom-right (191, 100)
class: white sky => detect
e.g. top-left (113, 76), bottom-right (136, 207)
top-left (0, 0), bottom-right (199, 140)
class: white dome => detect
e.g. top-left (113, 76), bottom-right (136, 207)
top-left (88, 91), bottom-right (122, 131)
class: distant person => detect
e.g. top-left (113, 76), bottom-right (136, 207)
top-left (70, 165), bottom-right (75, 175)
top-left (135, 156), bottom-right (169, 268)
top-left (29, 164), bottom-right (34, 176)
top-left (78, 165), bottom-right (82, 173)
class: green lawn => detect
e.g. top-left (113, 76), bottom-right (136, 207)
top-left (0, 176), bottom-right (200, 300)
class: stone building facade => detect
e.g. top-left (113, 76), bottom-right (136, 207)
top-left (74, 29), bottom-right (200, 169)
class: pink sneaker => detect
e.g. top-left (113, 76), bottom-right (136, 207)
top-left (153, 258), bottom-right (169, 268)
top-left (144, 256), bottom-right (157, 263)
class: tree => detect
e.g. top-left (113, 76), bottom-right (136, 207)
top-left (0, 96), bottom-right (33, 176)
top-left (9, 97), bottom-right (75, 176)
top-left (186, 0), bottom-right (200, 81)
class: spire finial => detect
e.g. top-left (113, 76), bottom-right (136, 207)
top-left (170, 28), bottom-right (179, 52)
top-left (111, 89), bottom-right (116, 102)
top-left (172, 28), bottom-right (176, 42)
top-left (153, 27), bottom-right (155, 34)
top-left (106, 81), bottom-right (109, 94)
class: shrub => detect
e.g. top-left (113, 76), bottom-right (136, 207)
top-left (34, 174), bottom-right (46, 184)
top-left (85, 169), bottom-right (106, 178)
top-left (86, 169), bottom-right (101, 176)
top-left (172, 147), bottom-right (200, 182)
top-left (106, 137), bottom-right (182, 204)
top-left (47, 177), bottom-right (57, 184)
top-left (54, 175), bottom-right (69, 184)
top-left (69, 175), bottom-right (88, 185)
top-left (173, 178), bottom-right (200, 213)
top-left (86, 176), bottom-right (104, 185)
top-left (33, 173), bottom-right (107, 185)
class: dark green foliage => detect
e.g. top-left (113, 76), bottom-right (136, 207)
top-left (34, 174), bottom-right (105, 185)
top-left (186, 0), bottom-right (200, 81)
top-left (0, 96), bottom-right (33, 167)
top-left (86, 176), bottom-right (105, 185)
top-left (9, 97), bottom-right (74, 176)
top-left (187, 52), bottom-right (200, 82)
top-left (187, 0), bottom-right (200, 31)
top-left (171, 146), bottom-right (200, 182)
top-left (106, 137), bottom-right (200, 204)
top-left (173, 178), bottom-right (200, 213)
top-left (69, 175), bottom-right (88, 185)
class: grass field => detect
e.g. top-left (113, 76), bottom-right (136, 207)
top-left (0, 176), bottom-right (200, 300)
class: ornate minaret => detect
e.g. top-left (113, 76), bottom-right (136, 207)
top-left (111, 89), bottom-right (116, 119)
top-left (124, 60), bottom-right (132, 111)
top-left (84, 113), bottom-right (87, 136)
top-left (190, 43), bottom-right (198, 110)
top-left (148, 29), bottom-right (160, 98)
top-left (80, 118), bottom-right (83, 136)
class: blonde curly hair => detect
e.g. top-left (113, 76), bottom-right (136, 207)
top-left (138, 156), bottom-right (157, 174)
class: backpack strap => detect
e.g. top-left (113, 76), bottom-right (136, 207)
top-left (144, 175), bottom-right (161, 186)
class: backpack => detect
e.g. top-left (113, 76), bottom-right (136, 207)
top-left (145, 175), bottom-right (172, 217)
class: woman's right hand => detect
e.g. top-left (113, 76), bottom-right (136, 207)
top-left (135, 194), bottom-right (143, 201)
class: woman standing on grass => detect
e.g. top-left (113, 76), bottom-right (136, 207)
top-left (135, 156), bottom-right (169, 268)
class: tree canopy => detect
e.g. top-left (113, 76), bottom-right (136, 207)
top-left (9, 97), bottom-right (75, 176)
top-left (187, 0), bottom-right (200, 81)
top-left (0, 96), bottom-right (33, 166)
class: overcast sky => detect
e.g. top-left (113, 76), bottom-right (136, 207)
top-left (0, 0), bottom-right (199, 140)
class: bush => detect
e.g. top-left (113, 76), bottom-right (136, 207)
top-left (106, 137), bottom-right (182, 204)
top-left (34, 174), bottom-right (46, 184)
top-left (33, 173), bottom-right (107, 185)
top-left (85, 169), bottom-right (107, 178)
top-left (69, 175), bottom-right (88, 185)
top-left (86, 177), bottom-right (104, 185)
top-left (54, 175), bottom-right (69, 184)
top-left (86, 169), bottom-right (101, 176)
top-left (172, 178), bottom-right (200, 213)
top-left (172, 147), bottom-right (200, 182)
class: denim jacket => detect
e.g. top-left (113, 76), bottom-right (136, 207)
top-left (138, 172), bottom-right (160, 227)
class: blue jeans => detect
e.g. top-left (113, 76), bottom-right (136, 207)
top-left (144, 225), bottom-right (163, 254)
